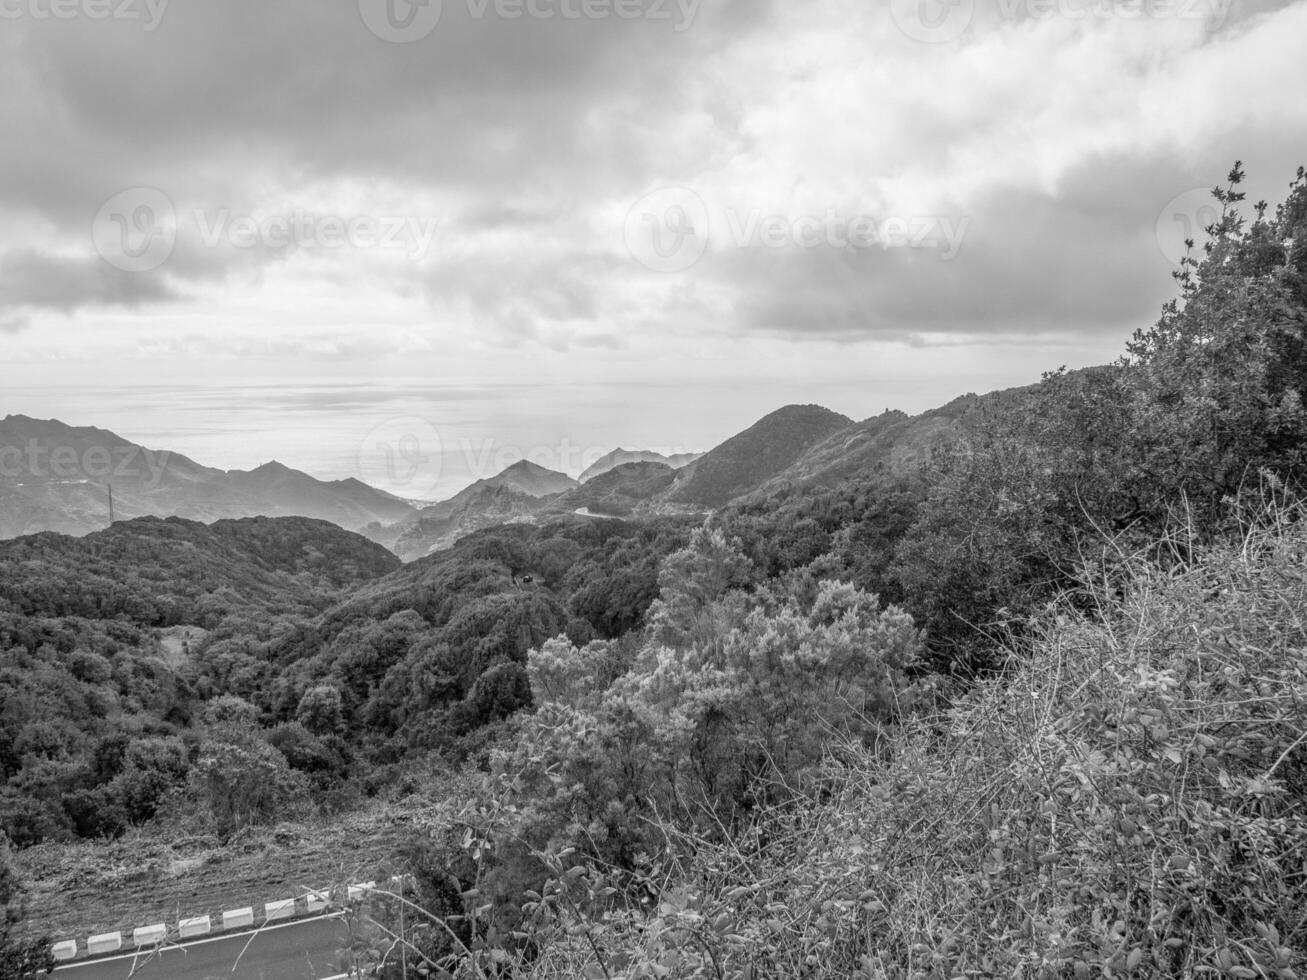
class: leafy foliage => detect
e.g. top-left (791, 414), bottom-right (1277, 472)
top-left (0, 512), bottom-right (692, 844)
top-left (10, 164), bottom-right (1307, 980)
top-left (0, 836), bottom-right (51, 980)
top-left (344, 165), bottom-right (1307, 980)
top-left (669, 405), bottom-right (853, 508)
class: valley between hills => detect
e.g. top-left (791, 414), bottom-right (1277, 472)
top-left (1, 394), bottom-right (993, 560)
top-left (5, 169), bottom-right (1307, 978)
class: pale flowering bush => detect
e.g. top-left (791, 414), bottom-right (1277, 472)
top-left (375, 498), bottom-right (1307, 979)
top-left (514, 497), bottom-right (1307, 979)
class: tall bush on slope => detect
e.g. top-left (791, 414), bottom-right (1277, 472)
top-left (893, 165), bottom-right (1307, 673)
top-left (503, 495), bottom-right (1307, 979)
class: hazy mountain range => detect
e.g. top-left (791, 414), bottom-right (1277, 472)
top-left (0, 415), bottom-right (416, 541)
top-left (0, 392), bottom-right (1007, 560)
top-left (579, 449), bottom-right (703, 483)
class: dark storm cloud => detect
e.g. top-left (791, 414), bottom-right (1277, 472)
top-left (0, 249), bottom-right (182, 313)
top-left (0, 0), bottom-right (783, 328)
top-left (689, 152), bottom-right (1280, 343)
top-left (0, 0), bottom-right (774, 227)
top-left (1, 0), bottom-right (1304, 357)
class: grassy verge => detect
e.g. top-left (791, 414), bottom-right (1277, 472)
top-left (14, 796), bottom-right (442, 944)
top-left (516, 499), bottom-right (1307, 978)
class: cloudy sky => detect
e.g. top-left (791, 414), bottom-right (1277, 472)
top-left (2, 0), bottom-right (1305, 492)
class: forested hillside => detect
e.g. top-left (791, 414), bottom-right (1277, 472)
top-left (3, 165), bottom-right (1306, 979)
top-left (0, 511), bottom-right (696, 848)
top-left (578, 450), bottom-right (701, 483)
top-left (667, 404), bottom-right (854, 507)
top-left (326, 166), bottom-right (1307, 978)
top-left (0, 517), bottom-right (400, 845)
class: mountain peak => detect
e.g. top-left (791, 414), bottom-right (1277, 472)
top-left (0, 419), bottom-right (415, 541)
top-left (251, 460), bottom-right (296, 475)
top-left (473, 459), bottom-right (578, 498)
top-left (1, 414), bottom-right (122, 442)
top-left (667, 403), bottom-right (854, 509)
top-left (579, 448), bottom-right (702, 483)
top-left (763, 404), bottom-right (850, 423)
top-left (502, 459), bottom-right (554, 475)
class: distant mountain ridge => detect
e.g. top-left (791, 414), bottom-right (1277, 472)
top-left (559, 461), bottom-right (679, 517)
top-left (383, 405), bottom-right (866, 556)
top-left (666, 405), bottom-right (854, 508)
top-left (376, 460), bottom-right (579, 560)
top-left (579, 449), bottom-right (702, 483)
top-left (413, 460), bottom-right (577, 522)
top-left (0, 415), bottom-right (416, 540)
top-left (1, 390), bottom-right (1034, 559)
top-left (751, 385), bottom-right (1039, 498)
top-left (477, 459), bottom-right (579, 498)
top-left (221, 459), bottom-right (415, 527)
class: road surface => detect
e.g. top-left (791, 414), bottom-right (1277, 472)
top-left (54, 915), bottom-right (353, 980)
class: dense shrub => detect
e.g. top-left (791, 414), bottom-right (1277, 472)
top-left (484, 495), bottom-right (1307, 979)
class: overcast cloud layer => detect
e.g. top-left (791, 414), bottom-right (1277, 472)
top-left (2, 0), bottom-right (1306, 471)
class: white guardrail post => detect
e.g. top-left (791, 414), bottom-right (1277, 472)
top-left (264, 898), bottom-right (295, 922)
top-left (347, 881), bottom-right (376, 901)
top-left (86, 932), bottom-right (123, 955)
top-left (60, 878), bottom-right (393, 963)
top-left (305, 888), bottom-right (329, 913)
top-left (179, 914), bottom-right (212, 938)
top-left (133, 924), bottom-right (167, 947)
top-left (221, 907), bottom-right (255, 930)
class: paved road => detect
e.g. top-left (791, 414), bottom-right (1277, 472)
top-left (53, 916), bottom-right (353, 980)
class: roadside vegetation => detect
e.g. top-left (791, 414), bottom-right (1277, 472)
top-left (339, 165), bottom-right (1307, 977)
top-left (2, 163), bottom-right (1306, 977)
top-left (376, 491), bottom-right (1307, 979)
